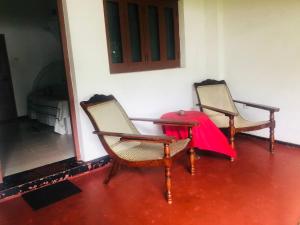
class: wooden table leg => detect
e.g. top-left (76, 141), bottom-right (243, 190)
top-left (229, 116), bottom-right (235, 149)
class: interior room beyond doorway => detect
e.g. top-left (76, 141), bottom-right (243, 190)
top-left (0, 0), bottom-right (75, 179)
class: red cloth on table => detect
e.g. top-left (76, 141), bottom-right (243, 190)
top-left (161, 111), bottom-right (237, 159)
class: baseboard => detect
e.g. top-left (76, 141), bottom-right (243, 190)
top-left (237, 133), bottom-right (300, 149)
top-left (0, 156), bottom-right (110, 201)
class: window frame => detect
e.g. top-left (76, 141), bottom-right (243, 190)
top-left (103, 0), bottom-right (181, 74)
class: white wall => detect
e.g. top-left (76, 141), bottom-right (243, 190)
top-left (63, 0), bottom-right (221, 161)
top-left (0, 0), bottom-right (63, 116)
top-left (63, 0), bottom-right (300, 161)
top-left (222, 0), bottom-right (300, 144)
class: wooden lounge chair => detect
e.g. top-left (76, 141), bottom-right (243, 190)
top-left (194, 79), bottom-right (280, 152)
top-left (80, 94), bottom-right (198, 204)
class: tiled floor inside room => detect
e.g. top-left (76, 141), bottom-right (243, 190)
top-left (0, 119), bottom-right (75, 176)
top-left (0, 136), bottom-right (300, 225)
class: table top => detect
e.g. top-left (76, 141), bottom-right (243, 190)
top-left (161, 110), bottom-right (208, 122)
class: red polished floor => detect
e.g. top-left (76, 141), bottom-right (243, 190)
top-left (1, 136), bottom-right (300, 225)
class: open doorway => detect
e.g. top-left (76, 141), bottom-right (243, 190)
top-left (0, 0), bottom-right (78, 183)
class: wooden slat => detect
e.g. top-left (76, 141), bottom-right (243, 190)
top-left (233, 100), bottom-right (280, 112)
top-left (201, 105), bottom-right (238, 117)
top-left (93, 131), bottom-right (175, 144)
top-left (130, 117), bottom-right (198, 127)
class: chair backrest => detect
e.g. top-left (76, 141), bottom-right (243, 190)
top-left (194, 79), bottom-right (238, 116)
top-left (80, 95), bottom-right (139, 150)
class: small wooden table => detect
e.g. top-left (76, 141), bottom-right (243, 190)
top-left (161, 111), bottom-right (236, 160)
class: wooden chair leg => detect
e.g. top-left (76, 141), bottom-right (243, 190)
top-left (189, 148), bottom-right (195, 175)
top-left (103, 160), bottom-right (120, 185)
top-left (164, 144), bottom-right (172, 204)
top-left (165, 164), bottom-right (172, 204)
top-left (269, 127), bottom-right (275, 153)
top-left (269, 112), bottom-right (275, 153)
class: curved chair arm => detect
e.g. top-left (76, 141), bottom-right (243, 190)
top-left (93, 131), bottom-right (175, 144)
top-left (130, 118), bottom-right (199, 127)
top-left (233, 100), bottom-right (280, 112)
top-left (201, 104), bottom-right (238, 117)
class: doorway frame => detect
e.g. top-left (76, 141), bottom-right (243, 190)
top-left (0, 34), bottom-right (18, 121)
top-left (57, 0), bottom-right (81, 161)
top-left (0, 0), bottom-right (81, 183)
top-left (0, 33), bottom-right (18, 184)
top-left (0, 162), bottom-right (2, 183)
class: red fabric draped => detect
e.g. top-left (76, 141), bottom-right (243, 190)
top-left (161, 111), bottom-right (237, 159)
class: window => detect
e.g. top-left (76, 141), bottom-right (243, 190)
top-left (103, 0), bottom-right (180, 74)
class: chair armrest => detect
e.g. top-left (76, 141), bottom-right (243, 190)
top-left (201, 105), bottom-right (238, 117)
top-left (233, 100), bottom-right (280, 112)
top-left (93, 131), bottom-right (175, 144)
top-left (129, 118), bottom-right (198, 127)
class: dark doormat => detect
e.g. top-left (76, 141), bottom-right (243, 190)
top-left (22, 180), bottom-right (81, 210)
